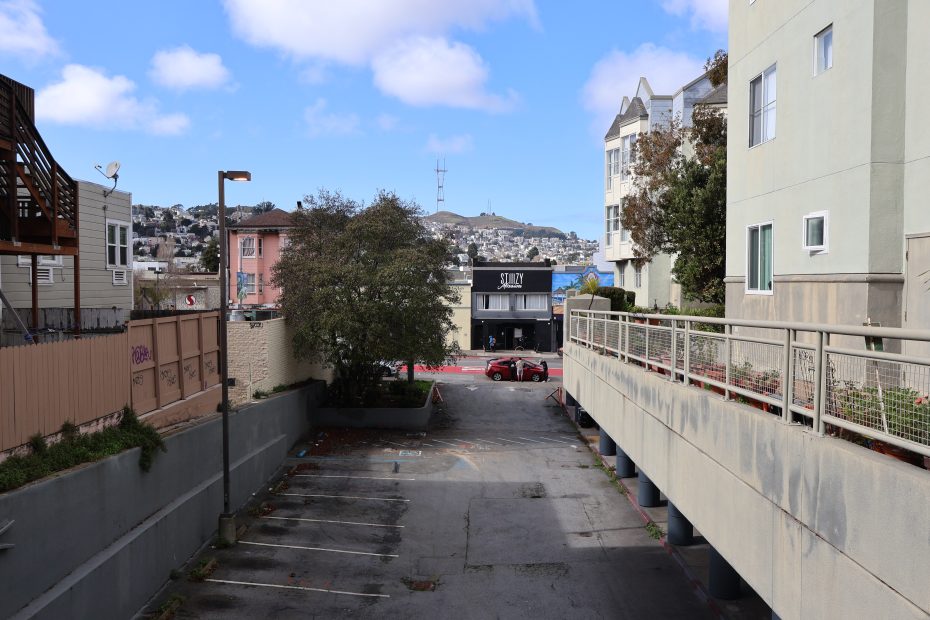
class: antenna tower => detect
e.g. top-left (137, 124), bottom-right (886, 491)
top-left (435, 158), bottom-right (447, 213)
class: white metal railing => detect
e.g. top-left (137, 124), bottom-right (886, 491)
top-left (568, 309), bottom-right (930, 459)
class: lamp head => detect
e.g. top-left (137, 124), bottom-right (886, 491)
top-left (223, 170), bottom-right (251, 182)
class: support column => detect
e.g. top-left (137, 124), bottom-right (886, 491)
top-left (638, 471), bottom-right (660, 507)
top-left (709, 547), bottom-right (741, 600)
top-left (598, 429), bottom-right (616, 456)
top-left (667, 502), bottom-right (693, 546)
top-left (615, 447), bottom-right (636, 478)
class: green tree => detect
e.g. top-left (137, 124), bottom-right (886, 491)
top-left (200, 236), bottom-right (219, 272)
top-left (467, 242), bottom-right (479, 261)
top-left (527, 246), bottom-right (539, 260)
top-left (255, 200), bottom-right (275, 213)
top-left (273, 190), bottom-right (459, 403)
top-left (620, 50), bottom-right (727, 304)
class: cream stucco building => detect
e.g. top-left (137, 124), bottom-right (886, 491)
top-left (604, 75), bottom-right (723, 308)
top-left (726, 0), bottom-right (929, 350)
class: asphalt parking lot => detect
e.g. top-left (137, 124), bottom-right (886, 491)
top-left (145, 374), bottom-right (712, 619)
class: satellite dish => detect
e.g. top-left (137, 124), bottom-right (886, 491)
top-left (94, 160), bottom-right (121, 197)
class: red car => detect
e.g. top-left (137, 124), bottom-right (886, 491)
top-left (485, 358), bottom-right (549, 382)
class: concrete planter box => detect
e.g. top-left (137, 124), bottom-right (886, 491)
top-left (313, 382), bottom-right (435, 431)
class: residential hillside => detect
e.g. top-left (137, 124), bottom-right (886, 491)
top-left (424, 211), bottom-right (565, 238)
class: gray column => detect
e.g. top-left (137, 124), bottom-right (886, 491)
top-left (615, 447), bottom-right (636, 478)
top-left (666, 502), bottom-right (693, 546)
top-left (708, 547), bottom-right (741, 600)
top-left (637, 471), bottom-right (660, 507)
top-left (598, 429), bottom-right (616, 456)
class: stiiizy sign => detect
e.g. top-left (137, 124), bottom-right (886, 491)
top-left (498, 272), bottom-right (524, 290)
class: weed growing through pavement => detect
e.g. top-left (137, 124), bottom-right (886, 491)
top-left (188, 557), bottom-right (218, 582)
top-left (154, 593), bottom-right (185, 619)
top-left (645, 521), bottom-right (664, 540)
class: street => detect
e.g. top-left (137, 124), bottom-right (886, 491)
top-left (146, 374), bottom-right (710, 619)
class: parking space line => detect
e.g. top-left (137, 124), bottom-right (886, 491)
top-left (280, 492), bottom-right (409, 502)
top-left (293, 474), bottom-right (416, 481)
top-left (431, 439), bottom-right (459, 447)
top-left (263, 515), bottom-right (403, 529)
top-left (475, 438), bottom-right (503, 445)
top-left (496, 437), bottom-right (524, 444)
top-left (544, 437), bottom-right (572, 444)
top-left (240, 540), bottom-right (398, 558)
top-left (515, 436), bottom-right (546, 444)
top-left (453, 438), bottom-right (474, 445)
top-left (205, 578), bottom-right (390, 599)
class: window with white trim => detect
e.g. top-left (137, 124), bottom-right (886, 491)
top-left (106, 221), bottom-right (130, 268)
top-left (17, 255), bottom-right (62, 267)
top-left (634, 264), bottom-right (642, 288)
top-left (802, 211), bottom-right (828, 253)
top-left (747, 222), bottom-right (774, 292)
top-left (516, 294), bottom-right (547, 311)
top-left (245, 273), bottom-right (256, 294)
top-left (605, 205), bottom-right (619, 245)
top-left (477, 293), bottom-right (508, 311)
top-left (621, 134), bottom-right (636, 181)
top-left (618, 263), bottom-right (626, 288)
top-left (814, 25), bottom-right (833, 75)
top-left (240, 237), bottom-right (256, 258)
top-left (750, 66), bottom-right (776, 147)
top-left (606, 148), bottom-right (620, 189)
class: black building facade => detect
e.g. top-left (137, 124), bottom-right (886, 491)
top-left (470, 261), bottom-right (554, 352)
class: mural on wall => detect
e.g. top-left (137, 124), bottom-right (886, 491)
top-left (552, 267), bottom-right (615, 305)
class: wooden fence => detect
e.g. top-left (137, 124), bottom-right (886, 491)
top-left (0, 333), bottom-right (131, 453)
top-left (0, 311), bottom-right (220, 453)
top-left (128, 312), bottom-right (220, 414)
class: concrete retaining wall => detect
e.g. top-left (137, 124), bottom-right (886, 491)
top-left (564, 343), bottom-right (930, 619)
top-left (314, 384), bottom-right (435, 431)
top-left (0, 381), bottom-right (326, 620)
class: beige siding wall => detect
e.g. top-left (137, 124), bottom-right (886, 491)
top-left (448, 283), bottom-right (472, 351)
top-left (0, 180), bottom-right (133, 313)
top-left (227, 318), bottom-right (331, 405)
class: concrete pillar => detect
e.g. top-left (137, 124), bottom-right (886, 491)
top-left (637, 471), bottom-right (660, 507)
top-left (666, 502), bottom-right (693, 546)
top-left (708, 547), bottom-right (741, 600)
top-left (615, 447), bottom-right (636, 478)
top-left (598, 429), bottom-right (616, 456)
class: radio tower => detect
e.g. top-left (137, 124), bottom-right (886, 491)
top-left (435, 158), bottom-right (447, 213)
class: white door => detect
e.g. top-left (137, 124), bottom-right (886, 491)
top-left (903, 234), bottom-right (930, 359)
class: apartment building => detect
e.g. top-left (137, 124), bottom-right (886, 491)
top-left (604, 75), bottom-right (722, 308)
top-left (226, 208), bottom-right (294, 307)
top-left (727, 0), bottom-right (928, 348)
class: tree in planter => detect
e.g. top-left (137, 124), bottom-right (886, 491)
top-left (620, 50), bottom-right (728, 304)
top-left (272, 190), bottom-right (459, 405)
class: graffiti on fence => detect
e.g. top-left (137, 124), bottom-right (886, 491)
top-left (160, 368), bottom-right (178, 387)
top-left (184, 362), bottom-right (197, 380)
top-left (131, 345), bottom-right (152, 366)
top-left (205, 359), bottom-right (216, 375)
top-left (132, 375), bottom-right (144, 386)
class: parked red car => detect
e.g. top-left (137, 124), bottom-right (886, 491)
top-left (485, 358), bottom-right (549, 382)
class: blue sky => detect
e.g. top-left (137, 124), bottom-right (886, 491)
top-left (0, 0), bottom-right (726, 240)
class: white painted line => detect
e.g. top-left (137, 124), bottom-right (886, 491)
top-left (453, 438), bottom-right (474, 445)
top-left (206, 578), bottom-right (390, 599)
top-left (431, 439), bottom-right (460, 447)
top-left (240, 540), bottom-right (398, 558)
top-left (293, 474), bottom-right (416, 481)
top-left (263, 515), bottom-right (404, 529)
top-left (420, 442), bottom-right (436, 447)
top-left (496, 437), bottom-right (524, 444)
top-left (516, 436), bottom-right (546, 444)
top-left (281, 492), bottom-right (409, 503)
top-left (475, 438), bottom-right (503, 445)
top-left (544, 437), bottom-right (572, 444)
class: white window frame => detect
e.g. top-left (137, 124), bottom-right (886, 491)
top-left (477, 293), bottom-right (508, 311)
top-left (634, 264), bottom-right (643, 288)
top-left (112, 269), bottom-right (129, 286)
top-left (814, 25), bottom-right (833, 76)
top-left (802, 211), bottom-right (829, 253)
top-left (749, 65), bottom-right (777, 148)
top-left (621, 134), bottom-right (636, 181)
top-left (240, 236), bottom-right (256, 259)
top-left (245, 273), bottom-right (256, 295)
top-left (516, 294), bottom-right (547, 311)
top-left (106, 219), bottom-right (130, 269)
top-left (605, 205), bottom-right (620, 246)
top-left (618, 263), bottom-right (626, 288)
top-left (17, 255), bottom-right (62, 267)
top-left (746, 221), bottom-right (775, 295)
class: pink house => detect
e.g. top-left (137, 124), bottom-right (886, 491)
top-left (226, 208), bottom-right (295, 307)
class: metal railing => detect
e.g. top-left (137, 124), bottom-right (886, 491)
top-left (568, 310), bottom-right (930, 459)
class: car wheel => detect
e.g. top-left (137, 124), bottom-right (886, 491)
top-left (491, 372), bottom-right (503, 381)
top-left (531, 373), bottom-right (542, 382)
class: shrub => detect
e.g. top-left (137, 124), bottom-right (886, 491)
top-left (594, 287), bottom-right (635, 312)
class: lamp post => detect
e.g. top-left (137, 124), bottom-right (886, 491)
top-left (217, 170), bottom-right (251, 543)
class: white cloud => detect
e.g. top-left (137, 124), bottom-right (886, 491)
top-left (223, 0), bottom-right (538, 65)
top-left (0, 0), bottom-right (59, 59)
top-left (150, 46), bottom-right (232, 91)
top-left (425, 133), bottom-right (473, 154)
top-left (661, 0), bottom-right (728, 33)
top-left (304, 98), bottom-right (360, 138)
top-left (372, 37), bottom-right (514, 111)
top-left (36, 65), bottom-right (190, 135)
top-left (377, 113), bottom-right (399, 131)
top-left (582, 43), bottom-right (704, 131)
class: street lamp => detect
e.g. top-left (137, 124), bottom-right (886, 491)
top-left (218, 169), bottom-right (250, 543)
